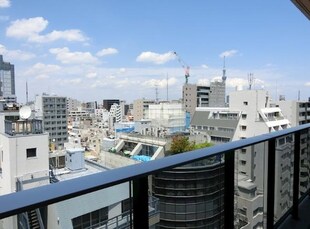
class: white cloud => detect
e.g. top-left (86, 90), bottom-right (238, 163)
top-left (6, 17), bottom-right (87, 43)
top-left (142, 77), bottom-right (177, 88)
top-left (57, 78), bottom-right (82, 86)
top-left (219, 49), bottom-right (238, 58)
top-left (33, 29), bottom-right (86, 43)
top-left (201, 64), bottom-right (208, 69)
top-left (197, 79), bottom-right (210, 86)
top-left (96, 48), bottom-right (118, 57)
top-left (0, 0), bottom-right (10, 8)
top-left (136, 51), bottom-right (175, 64)
top-left (36, 74), bottom-right (50, 80)
top-left (6, 17), bottom-right (48, 39)
top-left (49, 47), bottom-right (98, 65)
top-left (0, 44), bottom-right (35, 61)
top-left (305, 82), bottom-right (310, 87)
top-left (225, 77), bottom-right (264, 89)
top-left (106, 75), bottom-right (115, 79)
top-left (119, 68), bottom-right (126, 73)
top-left (24, 63), bottom-right (61, 79)
top-left (86, 72), bottom-right (97, 79)
top-left (90, 80), bottom-right (108, 88)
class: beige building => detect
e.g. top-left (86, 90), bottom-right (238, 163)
top-left (133, 99), bottom-right (155, 121)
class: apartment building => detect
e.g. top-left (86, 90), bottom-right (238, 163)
top-left (66, 97), bottom-right (81, 111)
top-left (0, 111), bottom-right (49, 229)
top-left (35, 94), bottom-right (68, 150)
top-left (274, 100), bottom-right (310, 126)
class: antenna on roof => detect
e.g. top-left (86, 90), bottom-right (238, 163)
top-left (155, 83), bottom-right (159, 103)
top-left (166, 73), bottom-right (169, 101)
top-left (26, 80), bottom-right (29, 104)
top-left (248, 73), bottom-right (254, 90)
top-left (222, 56), bottom-right (227, 82)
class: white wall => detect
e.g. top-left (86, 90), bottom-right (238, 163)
top-left (48, 183), bottom-right (129, 229)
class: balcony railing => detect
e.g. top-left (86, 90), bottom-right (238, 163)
top-left (0, 123), bottom-right (309, 228)
top-left (4, 119), bottom-right (43, 136)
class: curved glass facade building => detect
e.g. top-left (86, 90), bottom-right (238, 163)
top-left (152, 157), bottom-right (224, 228)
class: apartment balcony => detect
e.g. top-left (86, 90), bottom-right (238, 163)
top-left (4, 119), bottom-right (43, 136)
top-left (0, 124), bottom-right (310, 228)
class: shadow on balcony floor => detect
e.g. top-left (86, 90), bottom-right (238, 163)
top-left (279, 196), bottom-right (310, 229)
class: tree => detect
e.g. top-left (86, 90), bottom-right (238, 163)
top-left (170, 136), bottom-right (195, 155)
top-left (194, 142), bottom-right (213, 150)
top-left (170, 136), bottom-right (213, 155)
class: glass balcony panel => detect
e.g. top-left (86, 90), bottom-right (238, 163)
top-left (235, 142), bottom-right (266, 229)
top-left (299, 129), bottom-right (310, 198)
top-left (274, 134), bottom-right (294, 224)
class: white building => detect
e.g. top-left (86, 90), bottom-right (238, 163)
top-left (109, 103), bottom-right (122, 129)
top-left (148, 102), bottom-right (186, 136)
top-left (191, 89), bottom-right (293, 228)
top-left (274, 100), bottom-right (310, 126)
top-left (66, 98), bottom-right (81, 111)
top-left (0, 110), bottom-right (49, 229)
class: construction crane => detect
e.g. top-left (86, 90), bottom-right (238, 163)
top-left (173, 51), bottom-right (190, 84)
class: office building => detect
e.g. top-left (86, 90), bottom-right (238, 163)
top-left (35, 94), bottom-right (68, 150)
top-left (0, 55), bottom-right (16, 103)
top-left (103, 99), bottom-right (120, 111)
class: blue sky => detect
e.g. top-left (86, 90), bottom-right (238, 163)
top-left (0, 0), bottom-right (310, 103)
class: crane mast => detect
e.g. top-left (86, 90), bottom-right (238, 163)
top-left (173, 51), bottom-right (190, 84)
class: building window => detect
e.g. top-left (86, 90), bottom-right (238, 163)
top-left (243, 101), bottom-right (248, 105)
top-left (26, 148), bottom-right (37, 158)
top-left (122, 198), bottom-right (132, 214)
top-left (241, 125), bottom-right (247, 131)
top-left (242, 114), bottom-right (247, 119)
top-left (240, 160), bottom-right (246, 165)
top-left (72, 206), bottom-right (108, 229)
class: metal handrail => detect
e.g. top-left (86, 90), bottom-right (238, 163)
top-left (0, 123), bottom-right (309, 222)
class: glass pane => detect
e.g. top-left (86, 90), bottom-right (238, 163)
top-left (300, 129), bottom-right (310, 198)
top-left (274, 134), bottom-right (294, 223)
top-left (235, 142), bottom-right (267, 228)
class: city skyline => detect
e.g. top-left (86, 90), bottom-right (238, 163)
top-left (0, 0), bottom-right (310, 103)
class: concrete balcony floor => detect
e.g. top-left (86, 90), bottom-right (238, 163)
top-left (279, 196), bottom-right (310, 229)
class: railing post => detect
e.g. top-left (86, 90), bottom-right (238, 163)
top-left (267, 138), bottom-right (276, 229)
top-left (292, 131), bottom-right (301, 219)
top-left (133, 176), bottom-right (148, 229)
top-left (224, 151), bottom-right (235, 228)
